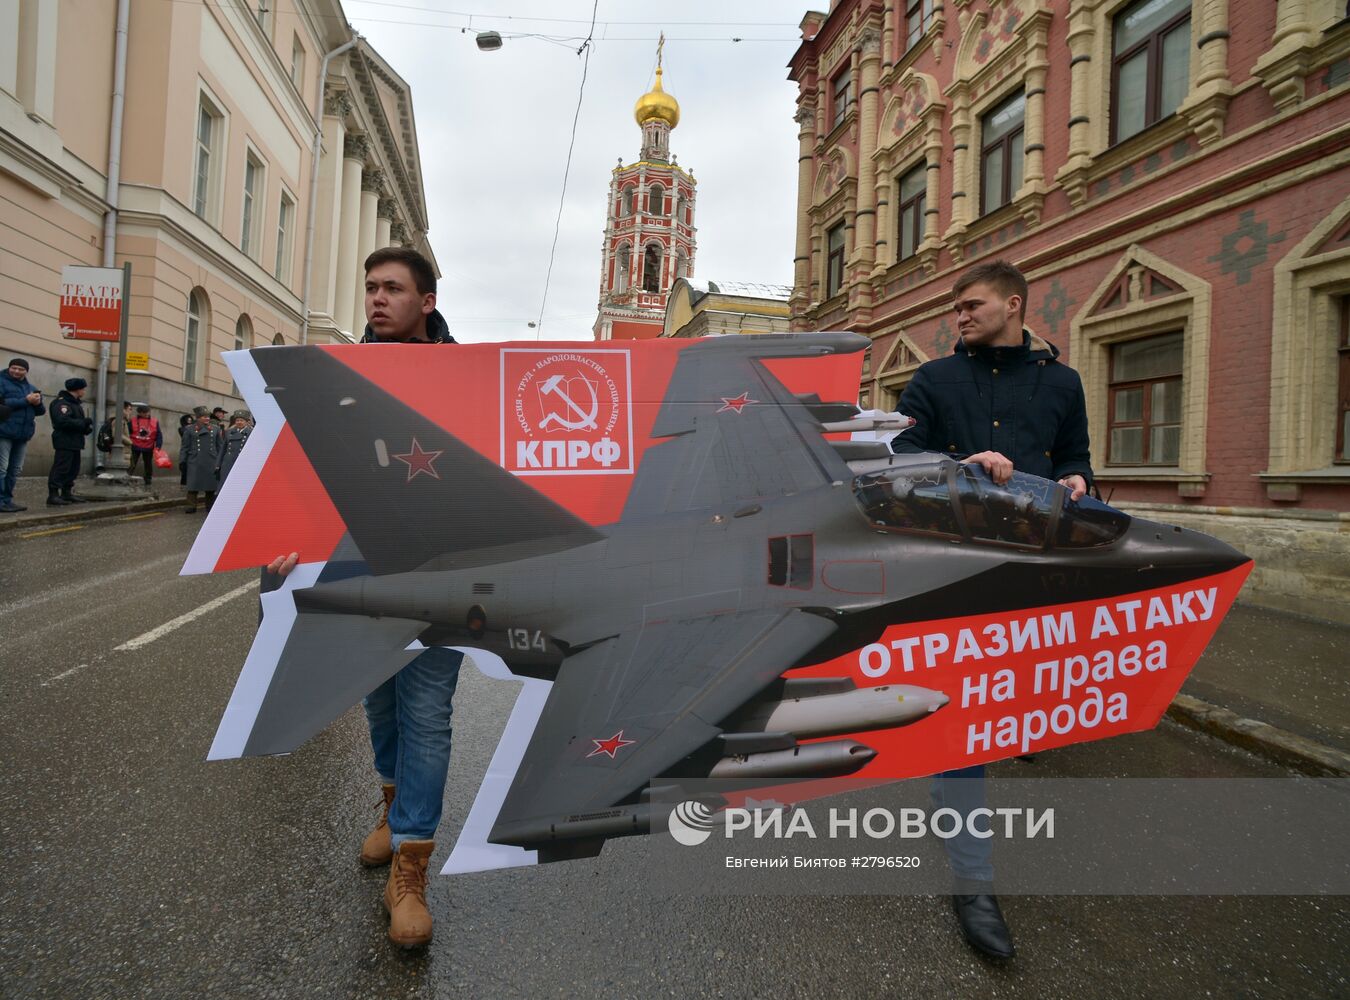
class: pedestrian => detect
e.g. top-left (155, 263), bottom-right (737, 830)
top-left (217, 410), bottom-right (252, 485)
top-left (268, 245), bottom-right (459, 948)
top-left (0, 358), bottom-right (47, 513)
top-left (177, 414), bottom-right (192, 484)
top-left (891, 259), bottom-right (1093, 960)
top-left (180, 406), bottom-right (222, 513)
top-left (127, 403), bottom-right (162, 485)
top-left (46, 377), bottom-right (94, 506)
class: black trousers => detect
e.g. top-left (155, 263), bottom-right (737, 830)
top-left (128, 449), bottom-right (154, 483)
top-left (48, 449), bottom-right (80, 490)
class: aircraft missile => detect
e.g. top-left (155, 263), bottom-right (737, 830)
top-left (728, 681), bottom-right (949, 739)
top-left (707, 739), bottom-right (876, 780)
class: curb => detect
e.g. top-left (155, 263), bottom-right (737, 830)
top-left (1168, 693), bottom-right (1350, 777)
top-left (0, 496), bottom-right (188, 534)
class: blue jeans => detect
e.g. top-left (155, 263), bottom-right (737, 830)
top-left (0, 437), bottom-right (29, 503)
top-left (931, 765), bottom-right (994, 884)
top-left (363, 646), bottom-right (463, 849)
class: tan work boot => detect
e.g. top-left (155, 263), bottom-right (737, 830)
top-left (359, 784), bottom-right (396, 867)
top-left (383, 839), bottom-right (435, 948)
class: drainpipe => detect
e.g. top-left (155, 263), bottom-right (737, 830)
top-left (94, 0), bottom-right (130, 469)
top-left (299, 36), bottom-right (358, 345)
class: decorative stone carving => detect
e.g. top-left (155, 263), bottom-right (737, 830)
top-left (361, 169), bottom-right (385, 193)
top-left (324, 90), bottom-right (353, 119)
top-left (390, 221), bottom-right (410, 245)
top-left (377, 196), bottom-right (398, 220)
top-left (343, 133), bottom-right (370, 161)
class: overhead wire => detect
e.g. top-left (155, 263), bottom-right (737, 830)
top-left (534, 0), bottom-right (599, 339)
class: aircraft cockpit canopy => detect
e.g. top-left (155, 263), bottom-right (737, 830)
top-left (853, 460), bottom-right (1129, 550)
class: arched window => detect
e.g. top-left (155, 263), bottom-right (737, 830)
top-left (615, 243), bottom-right (631, 294)
top-left (231, 315), bottom-right (252, 396)
top-left (183, 288), bottom-right (209, 384)
top-left (648, 183), bottom-right (665, 216)
top-left (677, 194), bottom-right (688, 224)
top-left (643, 244), bottom-right (662, 293)
top-left (271, 333), bottom-right (284, 346)
top-left (622, 187), bottom-right (634, 217)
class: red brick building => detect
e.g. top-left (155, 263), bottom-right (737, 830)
top-left (788, 0), bottom-right (1350, 620)
top-left (593, 51), bottom-right (698, 341)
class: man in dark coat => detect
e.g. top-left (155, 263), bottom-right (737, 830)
top-left (217, 410), bottom-right (252, 485)
top-left (47, 378), bottom-right (94, 505)
top-left (0, 358), bottom-right (46, 512)
top-left (892, 260), bottom-right (1094, 961)
top-left (180, 406), bottom-right (222, 513)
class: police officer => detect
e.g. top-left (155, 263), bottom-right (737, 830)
top-left (47, 378), bottom-right (93, 506)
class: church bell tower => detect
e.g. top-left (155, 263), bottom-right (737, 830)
top-left (593, 38), bottom-right (697, 341)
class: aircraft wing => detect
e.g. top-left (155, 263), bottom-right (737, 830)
top-left (489, 607), bottom-right (838, 848)
top-left (622, 332), bottom-right (867, 518)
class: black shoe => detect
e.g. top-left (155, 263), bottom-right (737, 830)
top-left (62, 492), bottom-right (89, 503)
top-left (0, 501), bottom-right (24, 513)
top-left (952, 893), bottom-right (1015, 959)
top-left (47, 494), bottom-right (72, 506)
top-left (184, 506), bottom-right (197, 514)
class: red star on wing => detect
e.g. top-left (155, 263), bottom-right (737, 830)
top-left (587, 730), bottom-right (636, 759)
top-left (717, 392), bottom-right (759, 414)
top-left (392, 437), bottom-right (443, 482)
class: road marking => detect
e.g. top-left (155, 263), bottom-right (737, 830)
top-left (114, 579), bottom-right (259, 652)
top-left (0, 552), bottom-right (184, 617)
top-left (121, 511), bottom-right (165, 521)
top-left (19, 525), bottom-right (85, 539)
top-left (44, 661), bottom-right (95, 685)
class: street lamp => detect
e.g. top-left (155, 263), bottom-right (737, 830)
top-left (475, 30), bottom-right (503, 51)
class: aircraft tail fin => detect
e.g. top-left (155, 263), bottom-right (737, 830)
top-left (251, 347), bottom-right (603, 575)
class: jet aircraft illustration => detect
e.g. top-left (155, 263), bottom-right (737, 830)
top-left (206, 332), bottom-right (1249, 864)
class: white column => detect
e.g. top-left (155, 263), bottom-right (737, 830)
top-left (376, 196), bottom-right (393, 249)
top-left (333, 134), bottom-right (366, 336)
top-left (314, 92), bottom-right (350, 321)
top-left (0, 0), bottom-right (20, 98)
top-left (352, 171), bottom-right (380, 336)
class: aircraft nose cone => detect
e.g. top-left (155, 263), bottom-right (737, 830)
top-left (1122, 517), bottom-right (1250, 574)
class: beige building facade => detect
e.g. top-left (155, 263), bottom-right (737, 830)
top-left (1, 0), bottom-right (435, 473)
top-left (662, 279), bottom-right (793, 338)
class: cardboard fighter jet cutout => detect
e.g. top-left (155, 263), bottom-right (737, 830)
top-left (185, 333), bottom-right (1250, 873)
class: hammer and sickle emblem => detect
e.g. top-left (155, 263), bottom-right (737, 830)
top-left (538, 373), bottom-right (599, 431)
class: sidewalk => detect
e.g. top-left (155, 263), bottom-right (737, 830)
top-left (0, 473), bottom-right (189, 532)
top-left (4, 481), bottom-right (1346, 774)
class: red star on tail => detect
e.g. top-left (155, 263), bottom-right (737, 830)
top-left (392, 437), bottom-right (444, 482)
top-left (587, 730), bottom-right (636, 759)
top-left (717, 392), bottom-right (759, 414)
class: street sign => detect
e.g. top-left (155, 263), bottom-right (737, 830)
top-left (58, 265), bottom-right (125, 341)
top-left (125, 352), bottom-right (149, 371)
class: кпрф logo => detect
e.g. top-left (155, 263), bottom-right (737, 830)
top-left (667, 800), bottom-right (716, 847)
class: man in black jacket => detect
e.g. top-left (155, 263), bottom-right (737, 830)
top-left (892, 260), bottom-right (1093, 960)
top-left (47, 378), bottom-right (94, 506)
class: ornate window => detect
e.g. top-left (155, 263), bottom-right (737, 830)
top-left (905, 0), bottom-right (935, 51)
top-left (614, 243), bottom-right (631, 294)
top-left (831, 65), bottom-right (853, 130)
top-left (874, 333), bottom-right (927, 411)
top-left (896, 163), bottom-right (926, 262)
top-left (826, 222), bottom-right (846, 299)
top-left (649, 183), bottom-right (665, 216)
top-left (621, 187), bottom-right (634, 217)
top-left (192, 91), bottom-right (225, 223)
top-left (1106, 332), bottom-right (1183, 465)
top-left (1111, 0), bottom-right (1191, 144)
top-left (1071, 246), bottom-right (1211, 494)
top-left (275, 191), bottom-right (295, 281)
top-left (643, 244), bottom-right (662, 293)
top-left (184, 289), bottom-right (209, 385)
top-left (1264, 196), bottom-right (1350, 498)
top-left (240, 150), bottom-right (265, 259)
top-left (980, 91), bottom-right (1025, 216)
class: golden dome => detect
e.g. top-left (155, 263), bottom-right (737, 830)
top-left (634, 67), bottom-right (680, 129)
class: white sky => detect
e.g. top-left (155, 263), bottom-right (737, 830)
top-left (346, 0), bottom-right (807, 343)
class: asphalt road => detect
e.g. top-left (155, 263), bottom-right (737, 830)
top-left (1, 511), bottom-right (1346, 999)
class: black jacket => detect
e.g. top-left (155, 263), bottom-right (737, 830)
top-left (892, 330), bottom-right (1093, 484)
top-left (49, 390), bottom-right (93, 451)
top-left (359, 308), bottom-right (456, 344)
